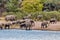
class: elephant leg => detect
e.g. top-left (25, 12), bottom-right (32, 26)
top-left (45, 25), bottom-right (47, 28)
top-left (5, 25), bottom-right (10, 29)
top-left (8, 26), bottom-right (10, 29)
top-left (25, 26), bottom-right (28, 30)
top-left (41, 25), bottom-right (44, 28)
top-left (29, 26), bottom-right (31, 30)
top-left (29, 25), bottom-right (32, 30)
top-left (0, 27), bottom-right (3, 30)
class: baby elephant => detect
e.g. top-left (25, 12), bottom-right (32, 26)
top-left (41, 21), bottom-right (49, 28)
top-left (5, 15), bottom-right (16, 21)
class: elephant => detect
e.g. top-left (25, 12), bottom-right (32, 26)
top-left (11, 21), bottom-right (18, 25)
top-left (41, 21), bottom-right (49, 28)
top-left (24, 19), bottom-right (35, 30)
top-left (16, 20), bottom-right (25, 24)
top-left (4, 22), bottom-right (12, 29)
top-left (5, 15), bottom-right (16, 21)
top-left (16, 20), bottom-right (26, 29)
top-left (23, 16), bottom-right (29, 20)
top-left (19, 19), bottom-right (35, 30)
top-left (37, 15), bottom-right (43, 21)
top-left (29, 19), bottom-right (35, 27)
top-left (50, 18), bottom-right (57, 24)
top-left (23, 14), bottom-right (31, 20)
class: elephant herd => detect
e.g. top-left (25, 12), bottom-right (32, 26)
top-left (0, 15), bottom-right (35, 30)
top-left (0, 20), bottom-right (35, 30)
top-left (0, 15), bottom-right (57, 30)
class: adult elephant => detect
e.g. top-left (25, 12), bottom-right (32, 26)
top-left (24, 19), bottom-right (35, 30)
top-left (37, 15), bottom-right (43, 21)
top-left (11, 21), bottom-right (18, 25)
top-left (4, 22), bottom-right (12, 29)
top-left (50, 18), bottom-right (57, 24)
top-left (23, 14), bottom-right (32, 20)
top-left (18, 19), bottom-right (35, 30)
top-left (5, 15), bottom-right (16, 21)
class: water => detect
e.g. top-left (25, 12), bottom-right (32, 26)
top-left (0, 29), bottom-right (60, 40)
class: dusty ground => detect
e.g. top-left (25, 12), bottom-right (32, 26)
top-left (0, 17), bottom-right (60, 31)
top-left (32, 21), bottom-right (60, 31)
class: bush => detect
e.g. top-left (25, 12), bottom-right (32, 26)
top-left (30, 11), bottom-right (60, 21)
top-left (3, 11), bottom-right (60, 21)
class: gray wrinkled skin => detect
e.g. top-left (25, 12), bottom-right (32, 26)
top-left (19, 19), bottom-right (35, 30)
top-left (41, 21), bottom-right (49, 28)
top-left (3, 22), bottom-right (12, 29)
top-left (5, 15), bottom-right (16, 21)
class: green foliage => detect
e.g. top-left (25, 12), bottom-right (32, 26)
top-left (2, 0), bottom-right (60, 21)
top-left (44, 0), bottom-right (60, 4)
top-left (3, 11), bottom-right (60, 21)
top-left (20, 0), bottom-right (43, 13)
top-left (32, 11), bottom-right (60, 21)
top-left (6, 0), bottom-right (20, 12)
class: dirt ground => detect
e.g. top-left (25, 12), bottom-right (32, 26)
top-left (32, 21), bottom-right (60, 31)
top-left (0, 17), bottom-right (60, 31)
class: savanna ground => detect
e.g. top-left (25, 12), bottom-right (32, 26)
top-left (0, 17), bottom-right (60, 31)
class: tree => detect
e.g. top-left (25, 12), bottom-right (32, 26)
top-left (6, 0), bottom-right (22, 12)
top-left (20, 0), bottom-right (43, 13)
top-left (0, 0), bottom-right (7, 16)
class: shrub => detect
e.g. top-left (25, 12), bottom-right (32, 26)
top-left (3, 11), bottom-right (60, 21)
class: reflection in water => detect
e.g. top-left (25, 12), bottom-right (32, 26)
top-left (0, 30), bottom-right (60, 40)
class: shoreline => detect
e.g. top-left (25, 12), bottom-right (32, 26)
top-left (1, 28), bottom-right (60, 31)
top-left (0, 21), bottom-right (60, 31)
